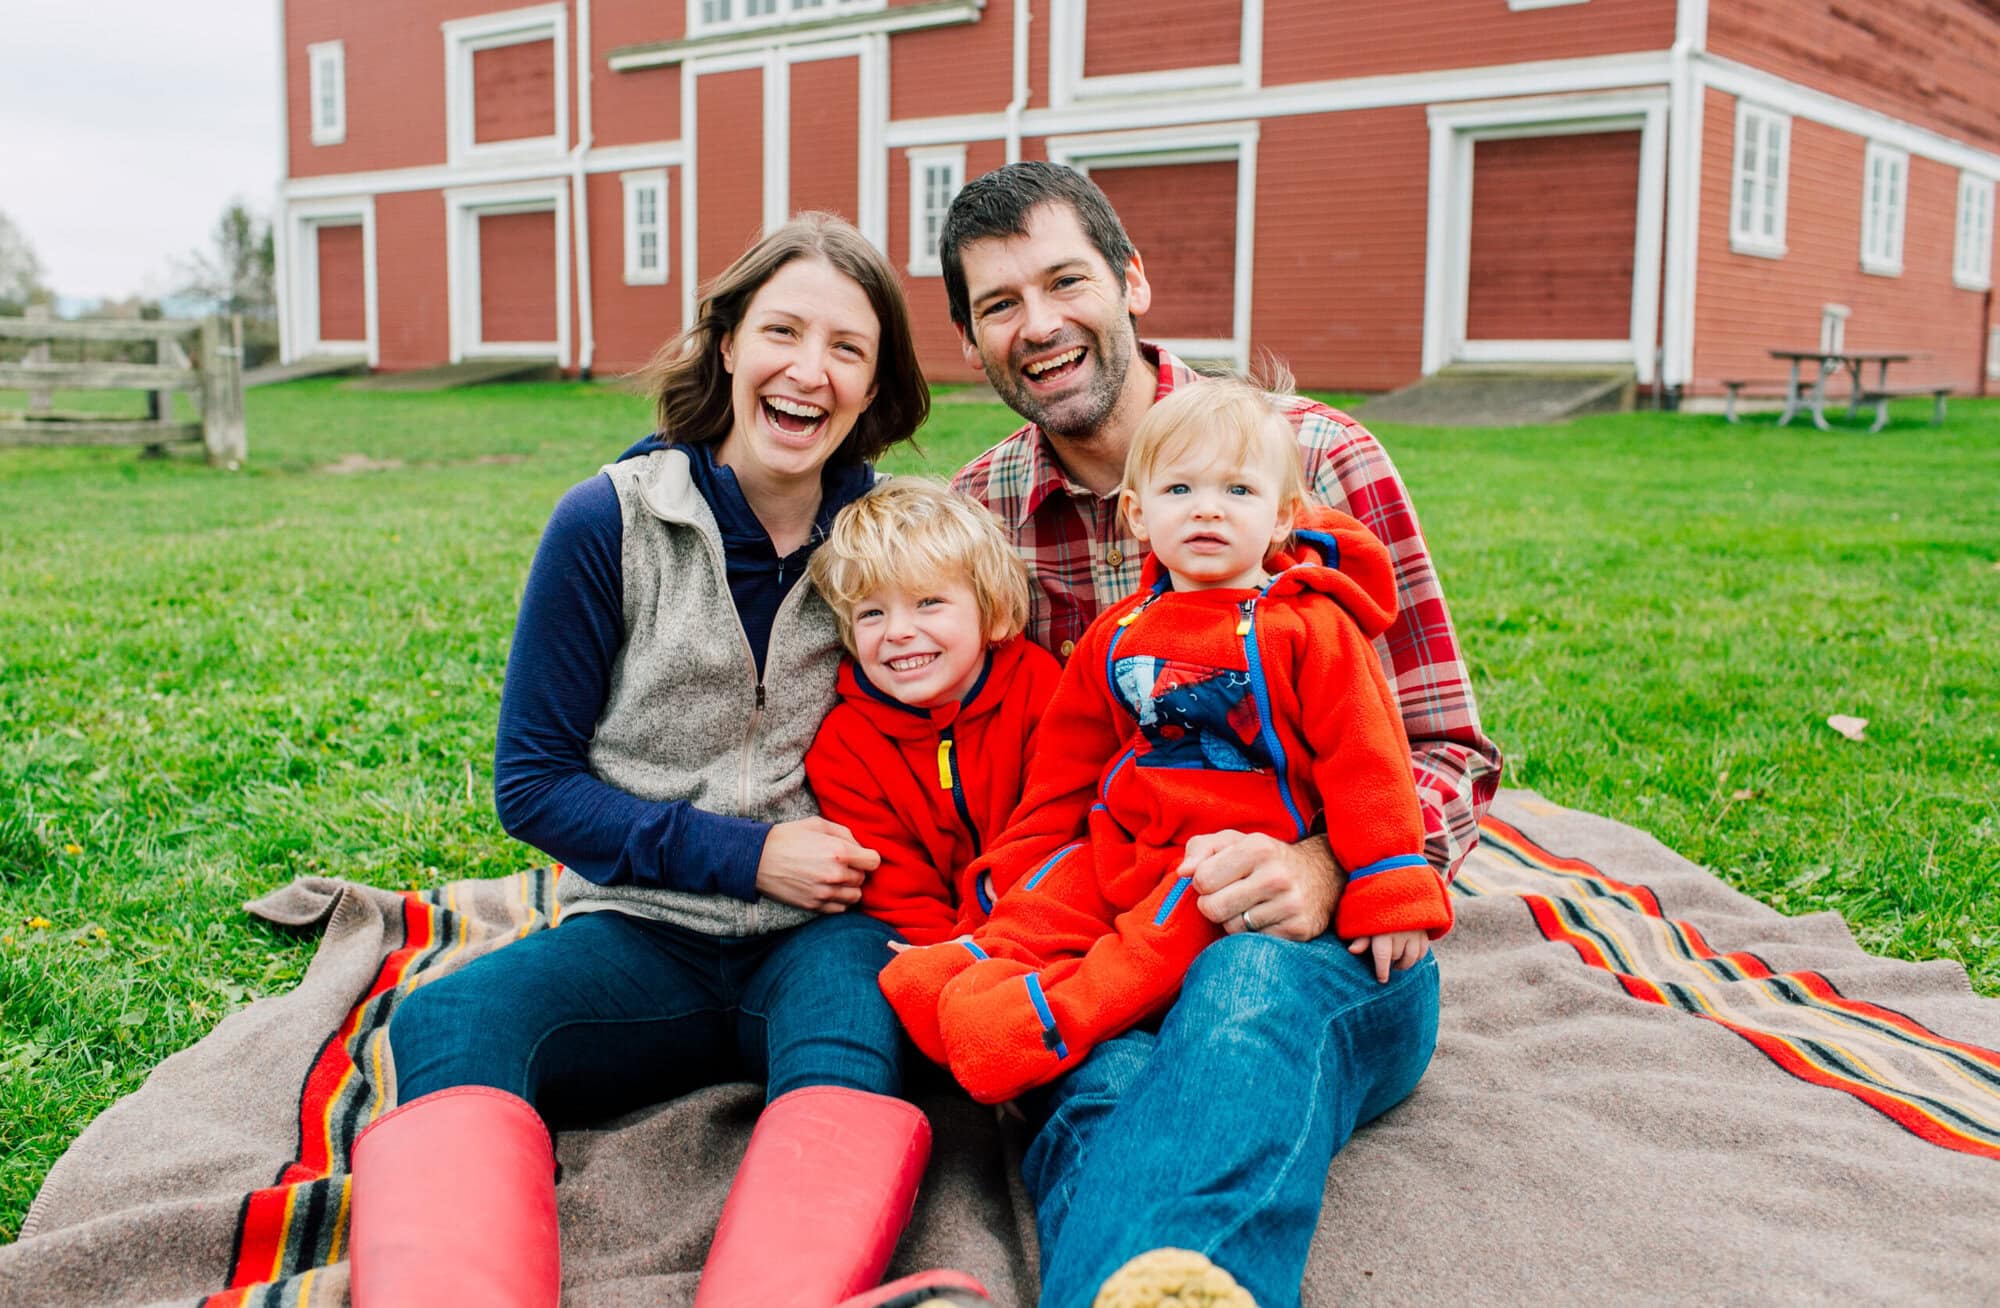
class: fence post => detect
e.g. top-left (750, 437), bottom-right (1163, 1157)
top-left (24, 304), bottom-right (52, 414)
top-left (199, 316), bottom-right (247, 468)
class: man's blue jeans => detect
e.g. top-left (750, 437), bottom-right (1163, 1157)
top-left (1020, 932), bottom-right (1441, 1308)
top-left (388, 909), bottom-right (903, 1120)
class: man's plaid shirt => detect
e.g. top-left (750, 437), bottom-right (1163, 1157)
top-left (951, 345), bottom-right (1502, 880)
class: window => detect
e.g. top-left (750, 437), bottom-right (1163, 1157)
top-left (691, 0), bottom-right (879, 34)
top-left (1860, 143), bottom-right (1907, 277)
top-left (1955, 173), bottom-right (1994, 291)
top-left (906, 147), bottom-right (966, 277)
top-left (623, 172), bottom-right (669, 286)
top-left (442, 6), bottom-right (568, 167)
top-left (1729, 104), bottom-right (1789, 258)
top-left (307, 41), bottom-right (345, 146)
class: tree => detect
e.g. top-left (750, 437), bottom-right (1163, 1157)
top-left (0, 210), bottom-right (49, 316)
top-left (175, 199), bottom-right (276, 322)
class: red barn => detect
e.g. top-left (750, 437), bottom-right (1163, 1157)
top-left (276, 1), bottom-right (2000, 401)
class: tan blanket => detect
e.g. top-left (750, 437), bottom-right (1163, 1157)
top-left (7, 790), bottom-right (1999, 1307)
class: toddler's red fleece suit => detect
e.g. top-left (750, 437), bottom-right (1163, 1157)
top-left (879, 508), bottom-right (1454, 1104)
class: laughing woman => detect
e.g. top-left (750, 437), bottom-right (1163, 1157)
top-left (351, 215), bottom-right (974, 1308)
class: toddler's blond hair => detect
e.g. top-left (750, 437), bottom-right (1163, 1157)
top-left (1117, 369), bottom-right (1309, 523)
top-left (810, 477), bottom-right (1031, 654)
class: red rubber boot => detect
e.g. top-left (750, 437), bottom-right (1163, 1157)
top-left (349, 1086), bottom-right (560, 1308)
top-left (694, 1085), bottom-right (984, 1308)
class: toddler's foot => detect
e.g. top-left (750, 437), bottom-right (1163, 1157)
top-left (1093, 1249), bottom-right (1256, 1308)
top-left (937, 962), bottom-right (1075, 1104)
top-left (878, 938), bottom-right (989, 1065)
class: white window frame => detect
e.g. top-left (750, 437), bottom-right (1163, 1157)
top-left (689, 0), bottom-right (883, 37)
top-left (284, 196), bottom-right (379, 367)
top-left (442, 5), bottom-right (569, 168)
top-left (1954, 172), bottom-right (1994, 291)
top-left (307, 41), bottom-right (346, 146)
top-left (905, 146), bottom-right (965, 278)
top-left (1048, 0), bottom-right (1262, 106)
top-left (1860, 142), bottom-right (1907, 277)
top-left (444, 179), bottom-right (571, 367)
top-left (622, 170), bottom-right (670, 286)
top-left (1729, 103), bottom-right (1789, 258)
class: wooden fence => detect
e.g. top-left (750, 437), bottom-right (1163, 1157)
top-left (0, 313), bottom-right (247, 467)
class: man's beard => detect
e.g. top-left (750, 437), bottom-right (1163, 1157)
top-left (985, 319), bottom-right (1134, 439)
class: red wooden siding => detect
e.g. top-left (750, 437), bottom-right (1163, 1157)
top-left (593, 0), bottom-right (680, 150)
top-left (286, 0), bottom-right (457, 176)
top-left (372, 190), bottom-right (450, 370)
top-left (1692, 89), bottom-right (1992, 396)
top-left (1709, 0), bottom-right (2000, 152)
top-left (478, 210), bottom-right (558, 344)
top-left (790, 57), bottom-right (861, 222)
top-left (1090, 161), bottom-right (1236, 341)
top-left (315, 224), bottom-right (367, 342)
top-left (889, 10), bottom-right (1013, 123)
top-left (1250, 107), bottom-right (1431, 392)
top-left (696, 68), bottom-right (765, 284)
top-left (587, 169), bottom-right (680, 374)
top-left (473, 39), bottom-right (556, 144)
top-left (1465, 132), bottom-right (1640, 342)
top-left (891, 139), bottom-right (1011, 386)
top-left (1261, 0), bottom-right (1673, 88)
top-left (1084, 1), bottom-right (1242, 78)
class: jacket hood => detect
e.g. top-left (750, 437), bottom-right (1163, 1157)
top-left (835, 633), bottom-right (1037, 738)
top-left (1136, 506), bottom-right (1398, 637)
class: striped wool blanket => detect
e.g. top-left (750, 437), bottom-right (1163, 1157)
top-left (7, 790), bottom-right (1999, 1306)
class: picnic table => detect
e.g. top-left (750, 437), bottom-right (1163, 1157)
top-left (1761, 348), bottom-right (1950, 432)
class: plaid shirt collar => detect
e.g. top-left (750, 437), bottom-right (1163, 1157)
top-left (1005, 343), bottom-right (1197, 528)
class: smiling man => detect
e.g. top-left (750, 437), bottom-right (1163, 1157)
top-left (941, 162), bottom-right (1504, 1307)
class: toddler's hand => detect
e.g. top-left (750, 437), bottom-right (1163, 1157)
top-left (887, 933), bottom-right (974, 956)
top-left (1348, 929), bottom-right (1430, 984)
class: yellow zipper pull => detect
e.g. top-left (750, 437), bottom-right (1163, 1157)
top-left (937, 740), bottom-right (954, 789)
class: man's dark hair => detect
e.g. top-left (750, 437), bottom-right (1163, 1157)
top-left (940, 161), bottom-right (1137, 334)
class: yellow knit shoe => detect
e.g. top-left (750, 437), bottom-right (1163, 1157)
top-left (1092, 1248), bottom-right (1258, 1308)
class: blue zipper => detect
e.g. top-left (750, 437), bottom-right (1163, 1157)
top-left (1239, 597), bottom-right (1308, 838)
top-left (937, 726), bottom-right (982, 856)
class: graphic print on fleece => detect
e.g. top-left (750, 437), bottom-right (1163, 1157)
top-left (879, 508), bottom-right (1453, 1103)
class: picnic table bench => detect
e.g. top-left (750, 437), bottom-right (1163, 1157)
top-left (1855, 383), bottom-right (1953, 433)
top-left (1730, 348), bottom-right (1947, 431)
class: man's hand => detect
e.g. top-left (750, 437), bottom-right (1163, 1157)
top-left (755, 817), bottom-right (881, 912)
top-left (1184, 830), bottom-right (1344, 942)
top-left (1348, 930), bottom-right (1430, 984)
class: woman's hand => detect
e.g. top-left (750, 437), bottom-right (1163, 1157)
top-left (755, 817), bottom-right (882, 912)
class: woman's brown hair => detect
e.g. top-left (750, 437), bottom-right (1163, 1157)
top-left (632, 212), bottom-right (929, 468)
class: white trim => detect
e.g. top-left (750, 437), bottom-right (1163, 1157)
top-left (1048, 0), bottom-right (1263, 108)
top-left (1699, 54), bottom-right (2000, 178)
top-left (1425, 91), bottom-right (1667, 384)
top-left (687, 0), bottom-right (883, 40)
top-left (307, 40), bottom-right (346, 145)
top-left (858, 34), bottom-right (889, 251)
top-left (442, 5), bottom-right (570, 169)
top-left (1728, 103), bottom-right (1789, 259)
top-left (285, 196), bottom-right (380, 368)
top-left (1953, 172), bottom-right (1994, 292)
top-left (1860, 141), bottom-right (1907, 277)
top-left (1509, 0), bottom-right (1591, 8)
top-left (1988, 327), bottom-right (2000, 382)
top-left (1458, 340), bottom-right (1635, 365)
top-left (1151, 337), bottom-right (1245, 368)
top-left (906, 145), bottom-right (965, 276)
top-left (1676, 0), bottom-right (1709, 51)
top-left (681, 56), bottom-right (700, 331)
top-left (275, 0), bottom-right (292, 364)
top-left (764, 48), bottom-right (790, 233)
top-left (622, 170), bottom-right (670, 285)
top-left (1661, 34), bottom-right (1705, 389)
top-left (1048, 123), bottom-right (1259, 374)
top-left (613, 0), bottom-right (974, 69)
top-left (444, 179), bottom-right (571, 366)
top-left (573, 0), bottom-right (596, 374)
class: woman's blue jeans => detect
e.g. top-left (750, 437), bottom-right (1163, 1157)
top-left (387, 909), bottom-right (904, 1122)
top-left (1020, 932), bottom-right (1441, 1308)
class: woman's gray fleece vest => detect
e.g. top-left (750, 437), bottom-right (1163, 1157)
top-left (554, 447), bottom-right (841, 936)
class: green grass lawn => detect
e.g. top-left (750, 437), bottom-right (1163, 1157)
top-left (2, 378), bottom-right (1996, 1241)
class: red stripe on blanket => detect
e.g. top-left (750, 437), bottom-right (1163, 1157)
top-left (221, 891), bottom-right (439, 1291)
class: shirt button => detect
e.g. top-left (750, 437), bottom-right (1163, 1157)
top-left (1060, 640), bottom-right (1076, 658)
top-left (1106, 548), bottom-right (1124, 567)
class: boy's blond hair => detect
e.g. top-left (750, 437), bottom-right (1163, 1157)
top-left (1117, 369), bottom-right (1309, 523)
top-left (810, 477), bottom-right (1032, 653)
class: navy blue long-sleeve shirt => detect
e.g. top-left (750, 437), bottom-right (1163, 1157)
top-left (492, 436), bottom-right (871, 899)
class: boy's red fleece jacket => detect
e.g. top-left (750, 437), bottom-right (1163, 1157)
top-left (805, 635), bottom-right (1063, 945)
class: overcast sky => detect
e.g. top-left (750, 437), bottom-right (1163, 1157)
top-left (1, 1), bottom-right (281, 304)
